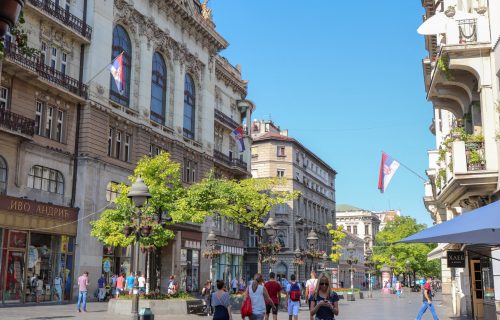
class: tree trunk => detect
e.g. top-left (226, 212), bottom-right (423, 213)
top-left (257, 234), bottom-right (262, 274)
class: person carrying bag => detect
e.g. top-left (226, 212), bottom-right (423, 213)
top-left (212, 280), bottom-right (232, 320)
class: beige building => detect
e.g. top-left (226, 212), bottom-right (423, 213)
top-left (0, 0), bottom-right (254, 303)
top-left (248, 120), bottom-right (336, 281)
top-left (419, 0), bottom-right (500, 318)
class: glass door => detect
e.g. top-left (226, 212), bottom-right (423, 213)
top-left (470, 259), bottom-right (484, 319)
top-left (2, 230), bottom-right (27, 303)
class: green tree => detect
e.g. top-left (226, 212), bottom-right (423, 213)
top-left (373, 216), bottom-right (440, 280)
top-left (90, 152), bottom-right (211, 249)
top-left (326, 224), bottom-right (346, 263)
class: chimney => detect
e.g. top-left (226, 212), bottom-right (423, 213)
top-left (280, 129), bottom-right (288, 137)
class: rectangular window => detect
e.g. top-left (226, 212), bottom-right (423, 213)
top-left (347, 226), bottom-right (351, 233)
top-left (107, 128), bottom-right (114, 156)
top-left (228, 220), bottom-right (234, 232)
top-left (212, 213), bottom-right (221, 230)
top-left (50, 47), bottom-right (57, 70)
top-left (35, 101), bottom-right (43, 136)
top-left (0, 86), bottom-right (8, 110)
top-left (365, 225), bottom-right (369, 236)
top-left (55, 110), bottom-right (64, 142)
top-left (353, 226), bottom-right (358, 235)
top-left (45, 106), bottom-right (53, 139)
top-left (40, 42), bottom-right (47, 64)
top-left (61, 52), bottom-right (67, 76)
top-left (277, 146), bottom-right (285, 157)
top-left (184, 159), bottom-right (191, 183)
top-left (248, 231), bottom-right (257, 248)
top-left (124, 134), bottom-right (131, 162)
top-left (277, 169), bottom-right (285, 177)
top-left (115, 131), bottom-right (122, 159)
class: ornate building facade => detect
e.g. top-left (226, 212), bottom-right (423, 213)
top-left (0, 0), bottom-right (254, 302)
top-left (248, 120), bottom-right (336, 281)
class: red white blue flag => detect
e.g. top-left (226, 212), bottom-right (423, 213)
top-left (230, 126), bottom-right (245, 152)
top-left (378, 152), bottom-right (400, 193)
top-left (109, 52), bottom-right (125, 94)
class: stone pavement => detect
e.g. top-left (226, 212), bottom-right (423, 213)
top-left (0, 290), bottom-right (465, 320)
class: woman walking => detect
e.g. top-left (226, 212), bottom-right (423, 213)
top-left (245, 273), bottom-right (275, 320)
top-left (310, 273), bottom-right (340, 320)
top-left (211, 280), bottom-right (231, 320)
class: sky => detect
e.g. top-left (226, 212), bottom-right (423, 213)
top-left (211, 1), bottom-right (435, 226)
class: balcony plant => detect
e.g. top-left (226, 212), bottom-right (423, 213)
top-left (0, 12), bottom-right (39, 59)
top-left (437, 54), bottom-right (453, 81)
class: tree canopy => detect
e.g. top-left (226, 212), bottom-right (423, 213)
top-left (373, 216), bottom-right (440, 278)
top-left (326, 224), bottom-right (346, 263)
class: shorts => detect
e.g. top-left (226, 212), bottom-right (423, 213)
top-left (287, 300), bottom-right (300, 316)
top-left (266, 304), bottom-right (278, 315)
top-left (36, 290), bottom-right (43, 297)
top-left (116, 288), bottom-right (123, 294)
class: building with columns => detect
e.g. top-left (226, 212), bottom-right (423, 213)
top-left (0, 0), bottom-right (254, 303)
top-left (418, 0), bottom-right (500, 318)
top-left (248, 120), bottom-right (336, 281)
top-left (335, 204), bottom-right (380, 250)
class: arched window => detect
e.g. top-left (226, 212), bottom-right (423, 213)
top-left (110, 25), bottom-right (132, 106)
top-left (0, 156), bottom-right (7, 195)
top-left (183, 74), bottom-right (195, 139)
top-left (150, 52), bottom-right (167, 124)
top-left (27, 165), bottom-right (64, 194)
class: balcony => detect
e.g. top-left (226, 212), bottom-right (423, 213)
top-left (27, 0), bottom-right (92, 41)
top-left (214, 109), bottom-right (239, 130)
top-left (0, 108), bottom-right (35, 138)
top-left (213, 149), bottom-right (248, 173)
top-left (4, 42), bottom-right (88, 99)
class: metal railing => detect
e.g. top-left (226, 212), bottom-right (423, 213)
top-left (213, 150), bottom-right (247, 171)
top-left (4, 42), bottom-right (88, 98)
top-left (214, 109), bottom-right (239, 129)
top-left (465, 141), bottom-right (485, 171)
top-left (28, 0), bottom-right (92, 40)
top-left (0, 108), bottom-right (35, 136)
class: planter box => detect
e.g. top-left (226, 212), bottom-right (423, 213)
top-left (359, 292), bottom-right (364, 299)
top-left (346, 293), bottom-right (355, 301)
top-left (107, 298), bottom-right (201, 316)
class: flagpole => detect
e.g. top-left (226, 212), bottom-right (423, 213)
top-left (389, 154), bottom-right (427, 182)
top-left (84, 51), bottom-right (124, 86)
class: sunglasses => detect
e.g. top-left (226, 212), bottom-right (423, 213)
top-left (319, 282), bottom-right (328, 286)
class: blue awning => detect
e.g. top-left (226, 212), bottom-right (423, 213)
top-left (400, 200), bottom-right (500, 245)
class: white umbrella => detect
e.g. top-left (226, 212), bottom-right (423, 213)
top-left (417, 12), bottom-right (448, 35)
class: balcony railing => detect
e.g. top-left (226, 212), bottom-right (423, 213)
top-left (213, 149), bottom-right (248, 171)
top-left (4, 42), bottom-right (88, 98)
top-left (231, 158), bottom-right (248, 171)
top-left (214, 109), bottom-right (239, 129)
top-left (465, 141), bottom-right (485, 171)
top-left (0, 108), bottom-right (35, 136)
top-left (28, 0), bottom-right (92, 40)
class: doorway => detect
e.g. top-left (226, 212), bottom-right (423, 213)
top-left (470, 259), bottom-right (484, 319)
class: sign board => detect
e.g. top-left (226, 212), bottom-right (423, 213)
top-left (447, 251), bottom-right (465, 268)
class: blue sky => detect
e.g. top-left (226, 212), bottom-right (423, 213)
top-left (211, 1), bottom-right (435, 226)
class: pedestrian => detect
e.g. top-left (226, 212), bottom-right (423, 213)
top-left (115, 273), bottom-right (125, 298)
top-left (167, 275), bottom-right (178, 295)
top-left (98, 274), bottom-right (106, 301)
top-left (53, 273), bottom-right (63, 303)
top-left (285, 274), bottom-right (301, 320)
top-left (245, 273), bottom-right (275, 320)
top-left (76, 271), bottom-right (89, 313)
top-left (231, 277), bottom-right (239, 294)
top-left (310, 273), bottom-right (339, 320)
top-left (239, 277), bottom-right (246, 292)
top-left (395, 280), bottom-right (402, 298)
top-left (126, 272), bottom-right (135, 295)
top-left (138, 272), bottom-right (146, 294)
top-left (110, 273), bottom-right (117, 297)
top-left (211, 280), bottom-right (232, 320)
top-left (264, 272), bottom-right (281, 320)
top-left (202, 280), bottom-right (213, 315)
top-left (36, 275), bottom-right (44, 303)
top-left (305, 271), bottom-right (318, 310)
top-left (416, 276), bottom-right (439, 320)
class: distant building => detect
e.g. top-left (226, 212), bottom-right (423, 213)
top-left (335, 204), bottom-right (380, 251)
top-left (373, 210), bottom-right (400, 231)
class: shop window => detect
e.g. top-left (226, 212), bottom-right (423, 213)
top-left (27, 165), bottom-right (64, 194)
top-left (106, 181), bottom-right (120, 202)
top-left (0, 155), bottom-right (7, 194)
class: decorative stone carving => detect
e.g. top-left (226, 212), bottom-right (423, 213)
top-left (201, 0), bottom-right (213, 22)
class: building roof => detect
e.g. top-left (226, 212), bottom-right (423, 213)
top-left (336, 204), bottom-right (364, 212)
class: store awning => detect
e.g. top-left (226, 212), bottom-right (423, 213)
top-left (427, 243), bottom-right (450, 261)
top-left (400, 200), bottom-right (500, 245)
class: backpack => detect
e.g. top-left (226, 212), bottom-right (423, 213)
top-left (289, 283), bottom-right (301, 301)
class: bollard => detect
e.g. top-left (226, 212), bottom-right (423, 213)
top-left (139, 307), bottom-right (154, 320)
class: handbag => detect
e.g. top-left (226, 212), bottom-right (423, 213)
top-left (240, 293), bottom-right (252, 318)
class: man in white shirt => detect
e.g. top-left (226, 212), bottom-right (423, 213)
top-left (53, 274), bottom-right (63, 303)
top-left (231, 277), bottom-right (239, 294)
top-left (305, 271), bottom-right (318, 310)
top-left (138, 272), bottom-right (146, 294)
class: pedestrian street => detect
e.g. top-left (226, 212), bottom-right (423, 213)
top-left (0, 290), bottom-right (463, 320)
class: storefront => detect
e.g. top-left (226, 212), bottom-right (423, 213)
top-left (213, 237), bottom-right (244, 285)
top-left (179, 231), bottom-right (202, 293)
top-left (0, 195), bottom-right (78, 304)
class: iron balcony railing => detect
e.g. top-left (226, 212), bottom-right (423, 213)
top-left (465, 141), bottom-right (485, 171)
top-left (28, 0), bottom-right (92, 40)
top-left (214, 109), bottom-right (239, 129)
top-left (213, 149), bottom-right (247, 171)
top-left (4, 42), bottom-right (88, 98)
top-left (0, 108), bottom-right (35, 136)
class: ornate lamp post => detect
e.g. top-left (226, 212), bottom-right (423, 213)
top-left (306, 229), bottom-right (319, 272)
top-left (405, 259), bottom-right (411, 289)
top-left (206, 230), bottom-right (218, 282)
top-left (321, 252), bottom-right (329, 272)
top-left (390, 254), bottom-right (396, 289)
top-left (346, 241), bottom-right (356, 293)
top-left (263, 216), bottom-right (278, 272)
top-left (364, 248), bottom-right (374, 298)
top-left (293, 248), bottom-right (304, 276)
top-left (0, 0), bottom-right (24, 38)
top-left (126, 177), bottom-right (151, 320)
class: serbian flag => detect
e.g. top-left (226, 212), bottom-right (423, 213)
top-left (230, 126), bottom-right (245, 152)
top-left (109, 52), bottom-right (125, 94)
top-left (378, 152), bottom-right (400, 193)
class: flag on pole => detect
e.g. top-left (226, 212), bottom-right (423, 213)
top-left (378, 152), bottom-right (400, 193)
top-left (109, 52), bottom-right (125, 94)
top-left (230, 126), bottom-right (245, 152)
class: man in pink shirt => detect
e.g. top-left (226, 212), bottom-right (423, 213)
top-left (76, 271), bottom-right (89, 312)
top-left (115, 273), bottom-right (125, 298)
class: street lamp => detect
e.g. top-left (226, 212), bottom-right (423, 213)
top-left (321, 252), bottom-right (328, 271)
top-left (294, 248), bottom-right (304, 275)
top-left (346, 241), bottom-right (356, 294)
top-left (0, 0), bottom-right (24, 38)
top-left (405, 259), bottom-right (412, 289)
top-left (390, 254), bottom-right (396, 289)
top-left (364, 249), bottom-right (373, 298)
top-left (263, 216), bottom-right (278, 273)
top-left (306, 229), bottom-right (319, 272)
top-left (127, 176), bottom-right (151, 320)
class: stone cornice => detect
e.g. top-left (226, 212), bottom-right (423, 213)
top-left (215, 56), bottom-right (248, 97)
